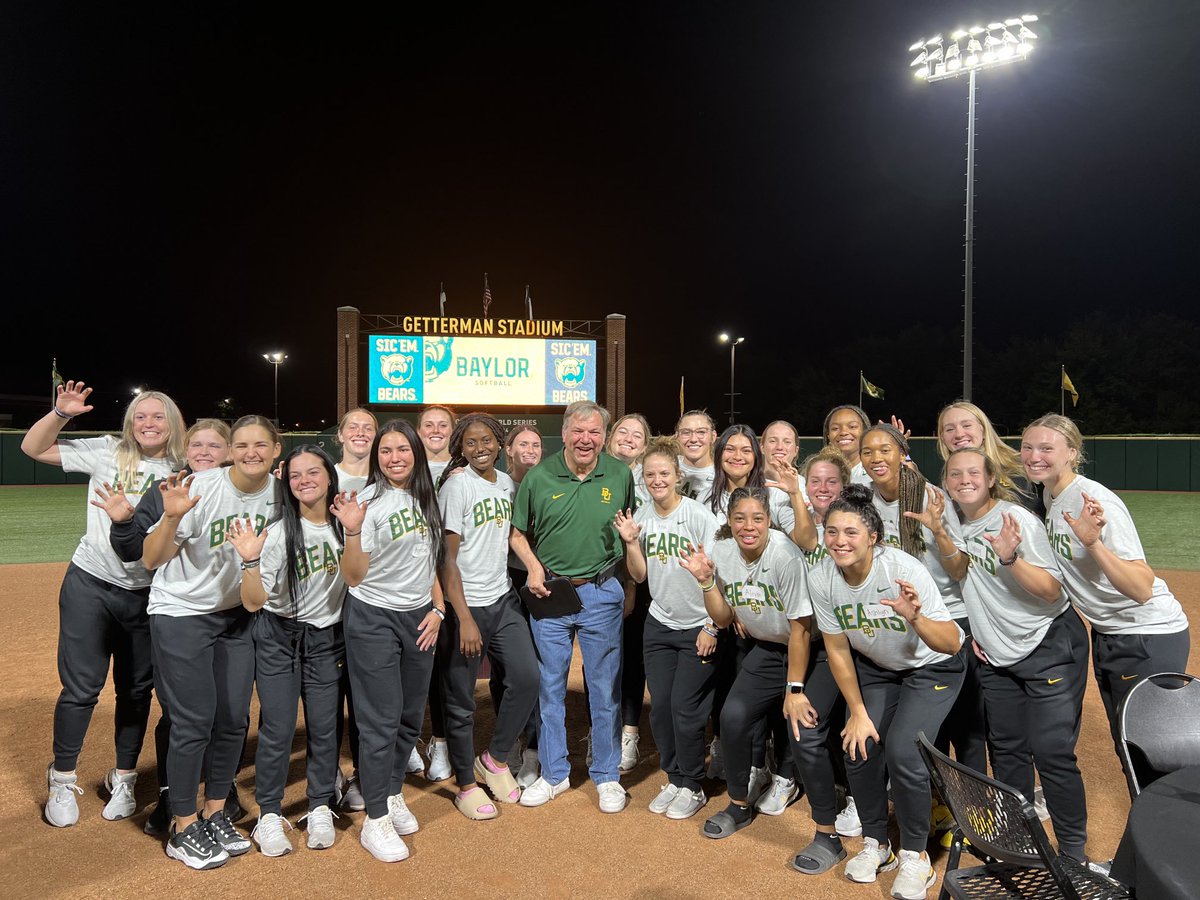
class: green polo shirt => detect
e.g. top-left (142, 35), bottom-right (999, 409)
top-left (512, 450), bottom-right (635, 579)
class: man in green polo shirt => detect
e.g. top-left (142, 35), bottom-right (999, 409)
top-left (511, 401), bottom-right (634, 814)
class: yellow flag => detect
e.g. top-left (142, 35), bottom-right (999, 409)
top-left (1062, 370), bottom-right (1079, 407)
top-left (860, 374), bottom-right (884, 400)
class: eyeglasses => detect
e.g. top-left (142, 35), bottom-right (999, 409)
top-left (677, 429), bottom-right (711, 438)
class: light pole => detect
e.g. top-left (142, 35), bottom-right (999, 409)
top-left (262, 351), bottom-right (287, 424)
top-left (718, 333), bottom-right (744, 425)
top-left (910, 14), bottom-right (1038, 400)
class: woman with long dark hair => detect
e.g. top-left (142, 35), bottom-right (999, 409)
top-left (331, 420), bottom-right (449, 863)
top-left (228, 445), bottom-right (346, 856)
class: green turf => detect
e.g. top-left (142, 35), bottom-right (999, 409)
top-left (0, 484), bottom-right (1196, 571)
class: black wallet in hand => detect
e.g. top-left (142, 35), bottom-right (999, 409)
top-left (519, 576), bottom-right (583, 620)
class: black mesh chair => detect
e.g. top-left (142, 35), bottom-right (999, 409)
top-left (1116, 672), bottom-right (1200, 799)
top-left (916, 732), bottom-right (1130, 900)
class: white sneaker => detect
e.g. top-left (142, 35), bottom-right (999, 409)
top-left (360, 814), bottom-right (409, 863)
top-left (251, 812), bottom-right (294, 857)
top-left (387, 793), bottom-right (419, 835)
top-left (619, 732), bottom-right (640, 772)
top-left (597, 781), bottom-right (627, 814)
top-left (518, 775), bottom-right (569, 808)
top-left (339, 770), bottom-right (365, 812)
top-left (102, 768), bottom-right (137, 820)
top-left (755, 775), bottom-right (798, 816)
top-left (706, 737), bottom-right (725, 780)
top-left (516, 749), bottom-right (540, 789)
top-left (406, 744), bottom-right (426, 776)
top-left (845, 837), bottom-right (898, 884)
top-left (648, 783), bottom-right (681, 815)
top-left (892, 849), bottom-right (936, 899)
top-left (665, 787), bottom-right (706, 820)
top-left (45, 766), bottom-right (83, 827)
top-left (1033, 785), bottom-right (1050, 822)
top-left (836, 795), bottom-right (863, 837)
top-left (425, 740), bottom-right (451, 781)
top-left (301, 804), bottom-right (337, 850)
top-left (746, 765), bottom-right (771, 807)
top-left (506, 740), bottom-right (524, 771)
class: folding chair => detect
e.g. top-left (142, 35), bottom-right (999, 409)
top-left (916, 732), bottom-right (1129, 900)
top-left (1116, 672), bottom-right (1200, 799)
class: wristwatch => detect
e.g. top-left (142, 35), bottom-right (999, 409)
top-left (785, 681), bottom-right (806, 695)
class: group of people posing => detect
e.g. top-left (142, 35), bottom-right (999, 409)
top-left (26, 382), bottom-right (1190, 900)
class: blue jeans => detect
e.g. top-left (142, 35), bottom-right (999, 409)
top-left (529, 577), bottom-right (624, 785)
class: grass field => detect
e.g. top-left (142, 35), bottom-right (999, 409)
top-left (2, 484), bottom-right (1197, 570)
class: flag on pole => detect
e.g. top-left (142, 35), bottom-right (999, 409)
top-left (52, 358), bottom-right (63, 402)
top-left (860, 373), bottom-right (884, 400)
top-left (1062, 369), bottom-right (1079, 407)
top-left (679, 376), bottom-right (685, 418)
top-left (482, 274), bottom-right (493, 318)
top-left (439, 282), bottom-right (446, 317)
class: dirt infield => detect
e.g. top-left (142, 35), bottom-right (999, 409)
top-left (4, 563), bottom-right (1198, 900)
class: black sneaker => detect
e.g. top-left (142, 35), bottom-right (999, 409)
top-left (166, 820), bottom-right (230, 870)
top-left (144, 789), bottom-right (171, 837)
top-left (224, 785), bottom-right (248, 823)
top-left (202, 809), bottom-right (253, 857)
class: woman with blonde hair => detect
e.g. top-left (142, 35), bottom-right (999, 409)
top-left (23, 379), bottom-right (185, 829)
top-left (936, 401), bottom-right (1040, 515)
top-left (1020, 413), bottom-right (1189, 755)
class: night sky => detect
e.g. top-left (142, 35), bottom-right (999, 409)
top-left (5, 1), bottom-right (1198, 437)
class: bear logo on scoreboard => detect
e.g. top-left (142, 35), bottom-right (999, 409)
top-left (425, 337), bottom-right (454, 382)
top-left (554, 357), bottom-right (587, 388)
top-left (380, 352), bottom-right (417, 387)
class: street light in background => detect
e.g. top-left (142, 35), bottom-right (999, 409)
top-left (910, 14), bottom-right (1038, 400)
top-left (262, 351), bottom-right (287, 425)
top-left (717, 333), bottom-right (745, 425)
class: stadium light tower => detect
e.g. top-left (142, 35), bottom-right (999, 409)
top-left (910, 14), bottom-right (1038, 400)
top-left (718, 333), bottom-right (745, 425)
top-left (262, 351), bottom-right (288, 424)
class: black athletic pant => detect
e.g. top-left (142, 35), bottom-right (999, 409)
top-left (978, 608), bottom-right (1089, 857)
top-left (335, 669), bottom-right (360, 770)
top-left (253, 610), bottom-right (344, 815)
top-left (712, 631), bottom-right (783, 770)
top-left (643, 615), bottom-right (719, 792)
top-left (935, 615), bottom-right (988, 774)
top-left (622, 580), bottom-right (650, 728)
top-left (847, 653), bottom-right (964, 850)
top-left (150, 606), bottom-right (255, 818)
top-left (439, 591), bottom-right (540, 786)
top-left (344, 595), bottom-right (436, 820)
top-left (1091, 626), bottom-right (1191, 758)
top-left (489, 566), bottom-right (539, 751)
top-left (720, 638), bottom-right (798, 800)
top-left (53, 564), bottom-right (154, 771)
top-left (790, 643), bottom-right (847, 827)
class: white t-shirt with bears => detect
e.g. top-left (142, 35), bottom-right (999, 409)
top-left (710, 530), bottom-right (812, 645)
top-left (810, 545), bottom-right (962, 671)
top-left (634, 496), bottom-right (719, 630)
top-left (354, 484), bottom-right (438, 612)
top-left (874, 487), bottom-right (967, 619)
top-left (678, 458), bottom-right (715, 502)
top-left (259, 519), bottom-right (346, 628)
top-left (439, 467), bottom-right (515, 605)
top-left (960, 501), bottom-right (1068, 667)
top-left (59, 435), bottom-right (176, 589)
top-left (1045, 476), bottom-right (1188, 635)
top-left (147, 468), bottom-right (278, 616)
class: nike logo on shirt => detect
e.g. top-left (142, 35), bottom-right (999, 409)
top-left (551, 493), bottom-right (566, 500)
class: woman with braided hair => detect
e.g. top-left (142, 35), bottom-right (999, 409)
top-left (859, 423), bottom-right (986, 836)
top-left (434, 413), bottom-right (541, 819)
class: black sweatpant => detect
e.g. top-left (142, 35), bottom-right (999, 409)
top-left (978, 608), bottom-right (1089, 855)
top-left (847, 654), bottom-right (964, 850)
top-left (53, 564), bottom-right (154, 771)
top-left (935, 615), bottom-right (989, 774)
top-left (335, 669), bottom-right (360, 770)
top-left (439, 591), bottom-right (540, 786)
top-left (790, 644), bottom-right (846, 826)
top-left (719, 638), bottom-right (795, 800)
top-left (642, 615), bottom-right (719, 791)
top-left (343, 595), bottom-right (436, 819)
top-left (253, 610), bottom-right (345, 815)
top-left (1091, 627), bottom-right (1191, 757)
top-left (622, 580), bottom-right (650, 728)
top-left (488, 566), bottom-right (540, 751)
top-left (150, 606), bottom-right (255, 818)
top-left (712, 631), bottom-right (784, 770)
